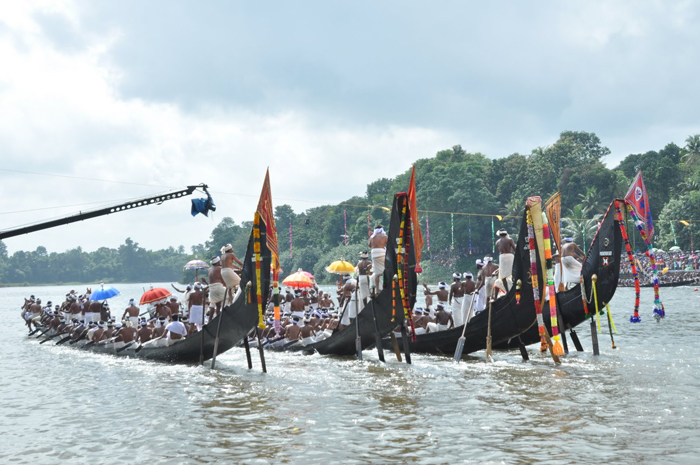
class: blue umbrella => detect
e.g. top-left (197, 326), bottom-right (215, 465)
top-left (90, 284), bottom-right (120, 301)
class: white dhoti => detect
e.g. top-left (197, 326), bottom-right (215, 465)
top-left (554, 263), bottom-right (562, 291)
top-left (128, 316), bottom-right (139, 328)
top-left (84, 312), bottom-right (95, 323)
top-left (112, 341), bottom-right (126, 350)
top-left (208, 282), bottom-right (226, 304)
top-left (315, 329), bottom-right (332, 342)
top-left (348, 295), bottom-right (360, 319)
top-left (340, 303), bottom-right (351, 326)
top-left (283, 302), bottom-right (291, 313)
top-left (460, 293), bottom-right (475, 323)
top-left (499, 253), bottom-right (514, 280)
top-left (371, 248), bottom-right (386, 291)
top-left (413, 327), bottom-right (427, 336)
top-left (221, 268), bottom-right (241, 289)
top-left (301, 336), bottom-right (315, 346)
top-left (190, 305), bottom-right (204, 330)
top-left (475, 287), bottom-right (486, 313)
top-left (451, 298), bottom-right (463, 326)
top-left (358, 275), bottom-right (371, 303)
top-left (485, 277), bottom-right (496, 302)
top-left (562, 256), bottom-right (583, 283)
top-left (427, 322), bottom-right (448, 333)
top-left (166, 336), bottom-right (185, 347)
top-left (141, 337), bottom-right (167, 349)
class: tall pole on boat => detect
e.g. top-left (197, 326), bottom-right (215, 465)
top-left (369, 275), bottom-right (385, 362)
top-left (354, 287), bottom-right (362, 361)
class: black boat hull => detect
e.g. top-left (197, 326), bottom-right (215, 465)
top-left (28, 218), bottom-right (272, 365)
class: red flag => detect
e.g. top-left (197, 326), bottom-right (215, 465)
top-left (625, 171), bottom-right (654, 240)
top-left (407, 166), bottom-right (424, 267)
top-left (256, 168), bottom-right (280, 262)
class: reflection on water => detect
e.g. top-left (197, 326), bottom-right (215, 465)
top-left (1, 283), bottom-right (700, 463)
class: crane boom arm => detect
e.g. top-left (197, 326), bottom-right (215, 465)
top-left (0, 184), bottom-right (211, 241)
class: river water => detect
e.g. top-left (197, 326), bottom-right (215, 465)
top-left (1, 282), bottom-right (699, 464)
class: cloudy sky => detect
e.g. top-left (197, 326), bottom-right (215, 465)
top-left (0, 1), bottom-right (698, 255)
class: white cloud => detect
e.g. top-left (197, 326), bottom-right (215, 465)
top-left (0, 4), bottom-right (453, 254)
top-left (1, 1), bottom-right (699, 255)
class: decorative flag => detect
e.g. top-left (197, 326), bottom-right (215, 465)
top-left (407, 166), bottom-right (424, 267)
top-left (625, 171), bottom-right (654, 240)
top-left (426, 214), bottom-right (430, 251)
top-left (256, 168), bottom-right (280, 263)
top-left (545, 191), bottom-right (562, 252)
top-left (468, 216), bottom-right (472, 255)
top-left (343, 210), bottom-right (347, 245)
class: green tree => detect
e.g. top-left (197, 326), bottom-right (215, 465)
top-left (682, 134), bottom-right (700, 166)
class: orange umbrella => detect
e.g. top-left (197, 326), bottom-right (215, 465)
top-left (282, 270), bottom-right (314, 288)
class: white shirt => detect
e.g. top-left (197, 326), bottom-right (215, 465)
top-left (165, 321), bottom-right (187, 337)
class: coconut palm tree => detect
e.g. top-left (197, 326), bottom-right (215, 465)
top-left (562, 204), bottom-right (602, 253)
top-left (682, 134), bottom-right (700, 165)
top-left (501, 194), bottom-right (523, 233)
top-left (578, 187), bottom-right (604, 215)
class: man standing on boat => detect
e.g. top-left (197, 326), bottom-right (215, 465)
top-left (368, 225), bottom-right (388, 292)
top-left (122, 299), bottom-right (140, 328)
top-left (561, 237), bottom-right (585, 286)
top-left (449, 273), bottom-right (465, 326)
top-left (208, 256), bottom-right (227, 317)
top-left (188, 283), bottom-right (205, 332)
top-left (474, 260), bottom-right (486, 313)
top-left (221, 243), bottom-right (243, 305)
top-left (496, 229), bottom-right (516, 291)
top-left (460, 272), bottom-right (476, 323)
top-left (356, 251), bottom-right (372, 305)
top-left (479, 256), bottom-right (499, 305)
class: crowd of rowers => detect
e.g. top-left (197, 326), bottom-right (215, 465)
top-left (248, 228), bottom-right (587, 347)
top-left (23, 244), bottom-right (248, 350)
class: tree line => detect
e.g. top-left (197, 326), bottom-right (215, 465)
top-left (2, 131), bottom-right (699, 285)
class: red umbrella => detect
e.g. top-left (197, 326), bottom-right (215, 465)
top-left (140, 287), bottom-right (172, 305)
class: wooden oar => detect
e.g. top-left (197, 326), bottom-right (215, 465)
top-left (255, 329), bottom-right (267, 373)
top-left (210, 290), bottom-right (227, 369)
top-left (55, 335), bottom-right (73, 345)
top-left (28, 327), bottom-right (42, 336)
top-left (516, 335), bottom-right (529, 361)
top-left (242, 333), bottom-right (253, 369)
top-left (81, 340), bottom-right (97, 349)
top-left (454, 293), bottom-right (476, 362)
top-left (368, 278), bottom-right (385, 362)
top-left (485, 291), bottom-right (494, 362)
top-left (390, 332), bottom-right (402, 362)
top-left (333, 299), bottom-right (351, 335)
top-left (34, 327), bottom-right (53, 338)
top-left (554, 293), bottom-right (569, 355)
top-left (69, 333), bottom-right (87, 345)
top-left (354, 289), bottom-right (362, 361)
top-left (39, 331), bottom-right (65, 344)
top-left (589, 275), bottom-right (600, 356)
top-left (116, 341), bottom-right (135, 353)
